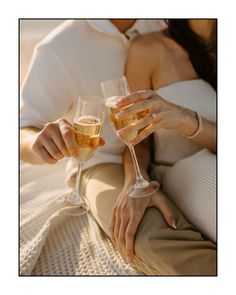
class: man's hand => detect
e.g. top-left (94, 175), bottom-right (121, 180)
top-left (109, 187), bottom-right (176, 264)
top-left (21, 118), bottom-right (105, 164)
top-left (30, 118), bottom-right (79, 164)
top-left (21, 118), bottom-right (76, 164)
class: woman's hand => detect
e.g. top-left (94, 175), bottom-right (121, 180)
top-left (115, 90), bottom-right (198, 145)
top-left (109, 186), bottom-right (176, 264)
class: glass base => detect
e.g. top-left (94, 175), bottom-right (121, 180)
top-left (127, 180), bottom-right (160, 198)
top-left (62, 192), bottom-right (89, 216)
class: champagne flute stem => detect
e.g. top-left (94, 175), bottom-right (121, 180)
top-left (74, 161), bottom-right (84, 198)
top-left (128, 144), bottom-right (144, 181)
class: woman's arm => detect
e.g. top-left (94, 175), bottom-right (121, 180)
top-left (110, 138), bottom-right (176, 263)
top-left (115, 90), bottom-right (216, 153)
top-left (109, 39), bottom-right (176, 262)
top-left (125, 35), bottom-right (156, 91)
top-left (121, 35), bottom-right (216, 153)
top-left (177, 106), bottom-right (216, 153)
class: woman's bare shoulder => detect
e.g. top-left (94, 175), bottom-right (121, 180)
top-left (126, 31), bottom-right (168, 90)
top-left (130, 31), bottom-right (168, 57)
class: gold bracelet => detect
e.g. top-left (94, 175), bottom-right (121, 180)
top-left (183, 112), bottom-right (202, 139)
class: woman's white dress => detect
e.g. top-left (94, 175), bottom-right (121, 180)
top-left (151, 79), bottom-right (216, 242)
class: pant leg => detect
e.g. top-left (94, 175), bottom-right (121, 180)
top-left (81, 163), bottom-right (216, 275)
top-left (81, 163), bottom-right (123, 235)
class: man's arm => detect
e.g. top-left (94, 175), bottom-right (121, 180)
top-left (20, 42), bottom-right (77, 165)
top-left (20, 127), bottom-right (45, 164)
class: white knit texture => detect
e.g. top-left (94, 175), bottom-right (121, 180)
top-left (20, 160), bottom-right (139, 276)
top-left (162, 149), bottom-right (216, 242)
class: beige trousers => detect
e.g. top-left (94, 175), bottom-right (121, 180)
top-left (80, 163), bottom-right (216, 275)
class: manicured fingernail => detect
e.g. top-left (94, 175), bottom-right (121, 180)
top-left (171, 219), bottom-right (177, 229)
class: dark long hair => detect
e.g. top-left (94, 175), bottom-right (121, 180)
top-left (167, 19), bottom-right (216, 90)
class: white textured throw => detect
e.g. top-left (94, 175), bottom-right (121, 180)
top-left (20, 160), bottom-right (139, 276)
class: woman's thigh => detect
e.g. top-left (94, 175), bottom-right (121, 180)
top-left (82, 163), bottom-right (124, 235)
top-left (82, 163), bottom-right (216, 275)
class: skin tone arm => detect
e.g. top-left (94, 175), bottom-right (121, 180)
top-left (109, 41), bottom-right (176, 263)
top-left (110, 137), bottom-right (176, 263)
top-left (20, 22), bottom-right (135, 165)
top-left (114, 38), bottom-right (216, 153)
top-left (115, 90), bottom-right (216, 153)
top-left (21, 105), bottom-right (176, 263)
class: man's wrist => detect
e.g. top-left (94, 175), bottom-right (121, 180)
top-left (20, 128), bottom-right (43, 164)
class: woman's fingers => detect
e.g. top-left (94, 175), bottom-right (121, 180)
top-left (113, 214), bottom-right (121, 243)
top-left (109, 193), bottom-right (150, 265)
top-left (117, 216), bottom-right (129, 256)
top-left (116, 95), bottom-right (163, 120)
top-left (120, 110), bottom-right (177, 145)
top-left (112, 205), bottom-right (128, 256)
top-left (151, 191), bottom-right (177, 229)
top-left (116, 100), bottom-right (154, 119)
top-left (125, 216), bottom-right (140, 263)
top-left (129, 123), bottom-right (158, 145)
top-left (117, 113), bottom-right (156, 138)
top-left (109, 208), bottom-right (116, 244)
top-left (110, 205), bottom-right (122, 249)
top-left (116, 90), bottom-right (156, 107)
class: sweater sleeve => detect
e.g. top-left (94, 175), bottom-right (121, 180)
top-left (20, 43), bottom-right (74, 129)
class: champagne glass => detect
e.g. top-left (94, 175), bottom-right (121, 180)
top-left (101, 76), bottom-right (159, 198)
top-left (63, 95), bottom-right (104, 215)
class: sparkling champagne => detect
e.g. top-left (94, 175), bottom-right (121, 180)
top-left (105, 96), bottom-right (148, 143)
top-left (74, 116), bottom-right (102, 162)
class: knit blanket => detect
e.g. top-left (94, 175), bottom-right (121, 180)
top-left (20, 160), bottom-right (139, 276)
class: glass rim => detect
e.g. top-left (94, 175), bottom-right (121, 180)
top-left (77, 95), bottom-right (104, 105)
top-left (101, 75), bottom-right (127, 86)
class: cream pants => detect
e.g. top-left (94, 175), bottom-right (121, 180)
top-left (80, 161), bottom-right (216, 275)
